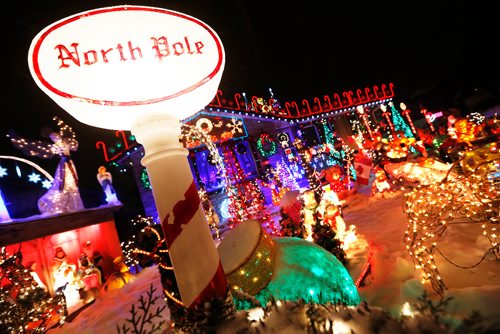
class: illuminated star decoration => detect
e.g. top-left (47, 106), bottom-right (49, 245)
top-left (28, 172), bottom-right (42, 183)
top-left (42, 179), bottom-right (53, 189)
top-left (227, 118), bottom-right (243, 134)
top-left (0, 166), bottom-right (7, 178)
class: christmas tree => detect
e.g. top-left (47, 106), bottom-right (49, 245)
top-left (279, 209), bottom-right (303, 238)
top-left (120, 215), bottom-right (158, 272)
top-left (389, 102), bottom-right (414, 139)
top-left (221, 142), bottom-right (277, 235)
top-left (312, 220), bottom-right (347, 265)
top-left (262, 164), bottom-right (286, 206)
top-left (275, 159), bottom-right (300, 191)
top-left (0, 248), bottom-right (67, 333)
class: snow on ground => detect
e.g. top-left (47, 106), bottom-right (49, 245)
top-left (47, 264), bottom-right (169, 334)
top-left (48, 190), bottom-right (500, 333)
top-left (343, 190), bottom-right (500, 327)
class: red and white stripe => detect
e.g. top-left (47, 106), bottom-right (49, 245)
top-left (134, 117), bottom-right (228, 309)
top-left (160, 180), bottom-right (227, 308)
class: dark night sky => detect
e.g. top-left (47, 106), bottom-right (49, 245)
top-left (3, 1), bottom-right (499, 214)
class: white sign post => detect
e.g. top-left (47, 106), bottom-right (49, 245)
top-left (28, 5), bottom-right (228, 308)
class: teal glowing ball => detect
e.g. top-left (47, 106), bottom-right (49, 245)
top-left (234, 237), bottom-right (360, 310)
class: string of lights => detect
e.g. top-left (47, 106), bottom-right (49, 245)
top-left (403, 146), bottom-right (499, 296)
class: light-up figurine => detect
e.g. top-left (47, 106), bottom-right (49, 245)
top-left (26, 261), bottom-right (48, 291)
top-left (97, 166), bottom-right (121, 205)
top-left (356, 105), bottom-right (374, 140)
top-left (8, 116), bottom-right (84, 215)
top-left (379, 104), bottom-right (395, 135)
top-left (421, 108), bottom-right (436, 133)
top-left (399, 102), bottom-right (418, 136)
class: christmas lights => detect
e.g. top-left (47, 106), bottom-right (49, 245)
top-left (421, 108), bottom-right (436, 133)
top-left (379, 103), bottom-right (395, 135)
top-left (218, 220), bottom-right (277, 295)
top-left (256, 133), bottom-right (277, 158)
top-left (399, 102), bottom-right (418, 136)
top-left (403, 148), bottom-right (499, 296)
top-left (140, 168), bottom-right (152, 190)
top-left (356, 105), bottom-right (374, 140)
top-left (198, 188), bottom-right (221, 239)
top-left (0, 248), bottom-right (67, 332)
top-left (389, 102), bottom-right (414, 140)
top-left (8, 116), bottom-right (84, 215)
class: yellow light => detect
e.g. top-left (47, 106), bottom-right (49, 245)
top-left (401, 302), bottom-right (414, 317)
top-left (247, 307), bottom-right (265, 322)
top-left (332, 320), bottom-right (351, 334)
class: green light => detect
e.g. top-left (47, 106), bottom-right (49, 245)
top-left (232, 237), bottom-right (360, 310)
top-left (390, 103), bottom-right (414, 139)
top-left (256, 133), bottom-right (277, 157)
top-left (311, 266), bottom-right (325, 276)
top-left (140, 168), bottom-right (152, 190)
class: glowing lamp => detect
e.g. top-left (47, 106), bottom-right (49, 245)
top-left (28, 5), bottom-right (224, 130)
top-left (28, 5), bottom-right (228, 309)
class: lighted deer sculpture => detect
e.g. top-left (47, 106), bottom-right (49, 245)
top-left (403, 143), bottom-right (499, 296)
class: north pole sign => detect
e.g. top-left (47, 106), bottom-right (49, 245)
top-left (28, 5), bottom-right (225, 130)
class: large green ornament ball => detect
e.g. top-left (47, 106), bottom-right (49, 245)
top-left (234, 237), bottom-right (360, 310)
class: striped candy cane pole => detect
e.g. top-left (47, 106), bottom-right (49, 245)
top-left (132, 116), bottom-right (227, 308)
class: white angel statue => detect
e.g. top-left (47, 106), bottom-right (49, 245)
top-left (8, 116), bottom-right (85, 215)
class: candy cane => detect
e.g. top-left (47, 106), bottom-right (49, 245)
top-left (133, 116), bottom-right (227, 309)
top-left (161, 181), bottom-right (227, 307)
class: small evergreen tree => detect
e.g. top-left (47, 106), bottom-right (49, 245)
top-left (312, 220), bottom-right (347, 265)
top-left (0, 248), bottom-right (66, 334)
top-left (279, 207), bottom-right (303, 238)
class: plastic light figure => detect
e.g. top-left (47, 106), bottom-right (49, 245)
top-left (356, 105), bottom-right (374, 140)
top-left (379, 103), bottom-right (395, 135)
top-left (28, 5), bottom-right (228, 309)
top-left (97, 166), bottom-right (121, 205)
top-left (399, 102), bottom-right (418, 136)
top-left (421, 108), bottom-right (436, 133)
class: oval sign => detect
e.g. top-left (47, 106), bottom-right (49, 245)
top-left (28, 5), bottom-right (225, 130)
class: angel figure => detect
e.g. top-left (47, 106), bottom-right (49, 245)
top-left (8, 116), bottom-right (85, 214)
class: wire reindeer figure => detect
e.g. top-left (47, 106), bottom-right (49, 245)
top-left (404, 145), bottom-right (499, 297)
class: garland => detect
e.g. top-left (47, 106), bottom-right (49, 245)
top-left (256, 133), bottom-right (277, 158)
